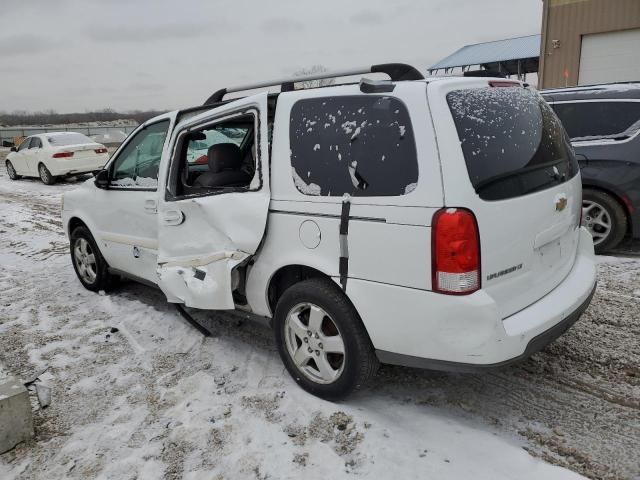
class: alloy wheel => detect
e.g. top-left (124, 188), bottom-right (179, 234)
top-left (6, 162), bottom-right (17, 179)
top-left (73, 238), bottom-right (97, 284)
top-left (582, 199), bottom-right (612, 246)
top-left (39, 165), bottom-right (49, 182)
top-left (284, 302), bottom-right (346, 384)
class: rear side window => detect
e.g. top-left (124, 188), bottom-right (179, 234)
top-left (289, 96), bottom-right (418, 197)
top-left (551, 101), bottom-right (640, 141)
top-left (447, 87), bottom-right (578, 201)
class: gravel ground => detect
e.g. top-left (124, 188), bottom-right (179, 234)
top-left (0, 148), bottom-right (638, 479)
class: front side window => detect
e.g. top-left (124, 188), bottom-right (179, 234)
top-left (170, 113), bottom-right (256, 198)
top-left (18, 138), bottom-right (31, 151)
top-left (29, 138), bottom-right (42, 149)
top-left (552, 101), bottom-right (640, 141)
top-left (289, 96), bottom-right (418, 197)
top-left (447, 87), bottom-right (578, 201)
top-left (110, 120), bottom-right (170, 189)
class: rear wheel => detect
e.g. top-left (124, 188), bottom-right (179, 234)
top-left (582, 189), bottom-right (627, 254)
top-left (5, 161), bottom-right (20, 180)
top-left (38, 163), bottom-right (56, 185)
top-left (70, 226), bottom-right (118, 292)
top-left (273, 278), bottom-right (378, 400)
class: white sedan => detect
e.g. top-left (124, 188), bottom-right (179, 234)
top-left (5, 132), bottom-right (110, 185)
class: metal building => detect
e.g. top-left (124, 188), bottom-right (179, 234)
top-left (428, 35), bottom-right (541, 80)
top-left (539, 0), bottom-right (640, 88)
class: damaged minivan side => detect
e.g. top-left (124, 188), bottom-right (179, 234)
top-left (62, 64), bottom-right (597, 400)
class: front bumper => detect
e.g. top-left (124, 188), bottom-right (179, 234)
top-left (346, 227), bottom-right (597, 369)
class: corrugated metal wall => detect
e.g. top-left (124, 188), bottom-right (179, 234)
top-left (539, 0), bottom-right (640, 88)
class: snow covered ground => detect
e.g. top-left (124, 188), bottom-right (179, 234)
top-left (0, 150), bottom-right (638, 480)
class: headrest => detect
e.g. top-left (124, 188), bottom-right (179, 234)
top-left (207, 143), bottom-right (242, 173)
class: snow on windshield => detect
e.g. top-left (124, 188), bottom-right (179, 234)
top-left (447, 87), bottom-right (575, 201)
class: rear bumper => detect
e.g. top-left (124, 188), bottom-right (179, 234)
top-left (376, 280), bottom-right (596, 372)
top-left (47, 156), bottom-right (108, 176)
top-left (346, 227), bottom-right (597, 369)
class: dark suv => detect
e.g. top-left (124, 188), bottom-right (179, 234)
top-left (542, 83), bottom-right (640, 253)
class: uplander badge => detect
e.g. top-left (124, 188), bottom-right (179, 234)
top-left (487, 264), bottom-right (523, 281)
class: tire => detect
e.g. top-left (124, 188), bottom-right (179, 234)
top-left (582, 188), bottom-right (627, 254)
top-left (5, 161), bottom-right (20, 180)
top-left (38, 163), bottom-right (56, 185)
top-left (70, 226), bottom-right (118, 292)
top-left (273, 277), bottom-right (378, 400)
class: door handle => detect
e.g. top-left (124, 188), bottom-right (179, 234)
top-left (144, 199), bottom-right (157, 214)
top-left (162, 209), bottom-right (185, 226)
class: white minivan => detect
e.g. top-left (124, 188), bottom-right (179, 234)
top-left (62, 64), bottom-right (597, 399)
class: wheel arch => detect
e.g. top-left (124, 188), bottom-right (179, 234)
top-left (266, 264), bottom-right (335, 316)
top-left (68, 216), bottom-right (89, 235)
top-left (65, 215), bottom-right (99, 241)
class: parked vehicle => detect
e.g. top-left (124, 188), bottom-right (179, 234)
top-left (542, 83), bottom-right (640, 253)
top-left (62, 64), bottom-right (597, 399)
top-left (5, 132), bottom-right (109, 185)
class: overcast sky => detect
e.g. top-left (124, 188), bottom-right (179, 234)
top-left (0, 0), bottom-right (542, 113)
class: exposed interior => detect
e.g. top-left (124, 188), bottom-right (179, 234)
top-left (172, 114), bottom-right (258, 197)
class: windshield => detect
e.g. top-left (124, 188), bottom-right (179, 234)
top-left (47, 133), bottom-right (94, 146)
top-left (447, 87), bottom-right (578, 201)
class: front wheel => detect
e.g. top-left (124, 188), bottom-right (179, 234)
top-left (273, 278), bottom-right (378, 400)
top-left (70, 226), bottom-right (118, 292)
top-left (38, 163), bottom-right (56, 185)
top-left (582, 189), bottom-right (627, 254)
top-left (5, 161), bottom-right (20, 180)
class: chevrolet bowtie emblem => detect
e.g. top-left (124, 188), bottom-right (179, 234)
top-left (555, 197), bottom-right (568, 212)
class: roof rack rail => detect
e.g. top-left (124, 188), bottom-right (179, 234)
top-left (203, 63), bottom-right (424, 105)
top-left (542, 80), bottom-right (640, 92)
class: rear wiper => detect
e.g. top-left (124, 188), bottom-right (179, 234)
top-left (474, 160), bottom-right (563, 193)
top-left (521, 176), bottom-right (564, 196)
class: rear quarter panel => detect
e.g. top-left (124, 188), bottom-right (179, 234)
top-left (246, 82), bottom-right (443, 317)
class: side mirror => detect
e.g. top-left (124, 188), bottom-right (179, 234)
top-left (10, 146), bottom-right (17, 152)
top-left (94, 169), bottom-right (110, 189)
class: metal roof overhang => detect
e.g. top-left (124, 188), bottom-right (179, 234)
top-left (429, 34), bottom-right (541, 76)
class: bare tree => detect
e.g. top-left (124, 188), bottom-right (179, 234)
top-left (292, 65), bottom-right (335, 89)
top-left (0, 109), bottom-right (166, 127)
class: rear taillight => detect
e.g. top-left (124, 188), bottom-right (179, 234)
top-left (432, 208), bottom-right (481, 295)
top-left (52, 152), bottom-right (74, 158)
top-left (94, 148), bottom-right (108, 154)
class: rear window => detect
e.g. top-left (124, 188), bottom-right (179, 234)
top-left (447, 87), bottom-right (578, 201)
top-left (551, 101), bottom-right (640, 141)
top-left (289, 96), bottom-right (418, 197)
top-left (47, 133), bottom-right (94, 146)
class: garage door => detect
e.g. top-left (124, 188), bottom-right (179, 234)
top-left (579, 29), bottom-right (640, 85)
